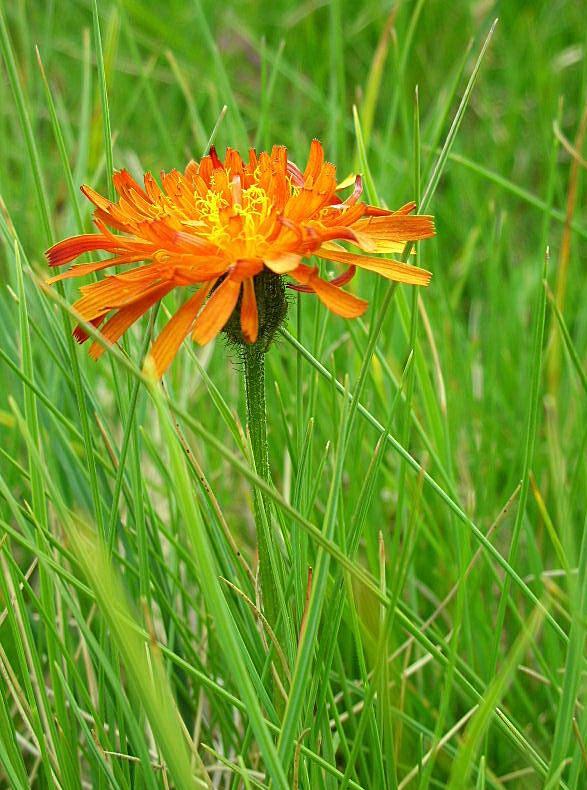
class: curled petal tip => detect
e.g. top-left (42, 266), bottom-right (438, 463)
top-left (72, 326), bottom-right (87, 344)
top-left (209, 145), bottom-right (223, 169)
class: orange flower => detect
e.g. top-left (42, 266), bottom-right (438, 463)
top-left (46, 141), bottom-right (435, 376)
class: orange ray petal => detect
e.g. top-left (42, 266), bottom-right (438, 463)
top-left (303, 139), bottom-right (324, 183)
top-left (209, 145), bottom-right (223, 169)
top-left (322, 204), bottom-right (366, 228)
top-left (264, 252), bottom-right (302, 274)
top-left (311, 275), bottom-right (367, 318)
top-left (46, 254), bottom-right (147, 284)
top-left (173, 232), bottom-right (220, 255)
top-left (46, 234), bottom-right (121, 267)
top-left (339, 174), bottom-right (363, 205)
top-left (92, 262), bottom-right (167, 286)
top-left (92, 207), bottom-right (135, 233)
top-left (240, 278), bottom-right (258, 343)
top-left (198, 155), bottom-right (213, 185)
top-left (367, 240), bottom-right (407, 254)
top-left (184, 159), bottom-right (199, 184)
top-left (363, 201), bottom-right (418, 217)
top-left (80, 184), bottom-right (111, 211)
top-left (192, 276), bottom-right (240, 345)
top-left (393, 201), bottom-right (418, 215)
top-left (73, 316), bottom-right (105, 344)
top-left (289, 264), bottom-right (357, 293)
top-left (284, 187), bottom-right (334, 223)
top-left (224, 147), bottom-right (245, 180)
top-left (289, 264), bottom-right (367, 318)
top-left (89, 284), bottom-right (172, 360)
top-left (316, 225), bottom-right (378, 252)
top-left (316, 246), bottom-right (431, 286)
top-left (73, 271), bottom-right (169, 321)
top-left (233, 259), bottom-right (264, 280)
top-left (353, 214), bottom-right (435, 241)
top-left (148, 284), bottom-right (213, 377)
top-left (313, 162), bottom-right (337, 194)
top-left (144, 171), bottom-right (165, 201)
top-left (113, 169), bottom-right (149, 201)
top-left (287, 159), bottom-right (304, 187)
top-left (167, 256), bottom-right (231, 284)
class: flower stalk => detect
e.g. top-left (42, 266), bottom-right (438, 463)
top-left (242, 341), bottom-right (278, 626)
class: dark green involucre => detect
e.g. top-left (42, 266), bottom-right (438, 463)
top-left (223, 269), bottom-right (288, 352)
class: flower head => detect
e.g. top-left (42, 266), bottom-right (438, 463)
top-left (46, 141), bottom-right (434, 376)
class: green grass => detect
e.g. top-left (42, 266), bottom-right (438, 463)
top-left (1, 0), bottom-right (587, 787)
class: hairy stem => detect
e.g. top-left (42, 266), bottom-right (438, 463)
top-left (242, 343), bottom-right (278, 627)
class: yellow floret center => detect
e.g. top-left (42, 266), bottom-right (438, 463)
top-left (193, 182), bottom-right (275, 254)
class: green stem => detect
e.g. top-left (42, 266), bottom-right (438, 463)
top-left (242, 343), bottom-right (277, 626)
top-left (243, 344), bottom-right (270, 479)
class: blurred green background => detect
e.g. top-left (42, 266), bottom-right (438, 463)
top-left (1, 0), bottom-right (587, 787)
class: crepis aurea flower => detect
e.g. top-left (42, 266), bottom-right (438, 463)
top-left (46, 141), bottom-right (435, 376)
